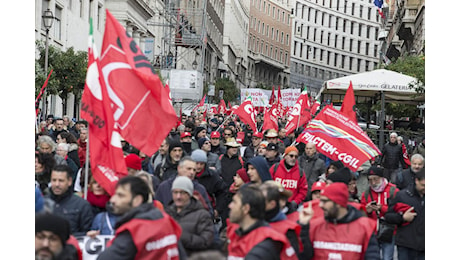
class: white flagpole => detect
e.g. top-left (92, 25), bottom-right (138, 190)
top-left (84, 129), bottom-right (90, 200)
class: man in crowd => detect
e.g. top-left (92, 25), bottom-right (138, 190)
top-left (35, 213), bottom-right (80, 260)
top-left (361, 166), bottom-right (400, 260)
top-left (47, 165), bottom-right (94, 236)
top-left (198, 136), bottom-right (219, 171)
top-left (243, 132), bottom-right (263, 162)
top-left (396, 153), bottom-right (424, 190)
top-left (165, 176), bottom-right (215, 256)
top-left (210, 131), bottom-right (226, 156)
top-left (265, 129), bottom-right (285, 154)
top-left (379, 132), bottom-right (406, 183)
top-left (298, 142), bottom-right (326, 200)
top-left (385, 169), bottom-right (425, 260)
top-left (226, 185), bottom-right (298, 259)
top-left (270, 146), bottom-right (308, 208)
top-left (265, 143), bottom-right (281, 169)
top-left (98, 176), bottom-right (187, 259)
top-left (180, 132), bottom-right (193, 155)
top-left (148, 138), bottom-right (169, 174)
top-left (246, 156), bottom-right (273, 184)
top-left (154, 140), bottom-right (185, 182)
top-left (298, 182), bottom-right (380, 259)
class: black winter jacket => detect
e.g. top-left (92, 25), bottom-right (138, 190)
top-left (195, 166), bottom-right (228, 216)
top-left (379, 142), bottom-right (405, 169)
top-left (48, 189), bottom-right (94, 236)
top-left (385, 183), bottom-right (425, 251)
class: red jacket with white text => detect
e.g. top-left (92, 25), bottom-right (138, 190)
top-left (270, 159), bottom-right (308, 205)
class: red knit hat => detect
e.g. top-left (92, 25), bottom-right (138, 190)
top-left (125, 153), bottom-right (142, 170)
top-left (320, 182), bottom-right (348, 208)
top-left (236, 168), bottom-right (250, 183)
top-left (284, 146), bottom-right (299, 156)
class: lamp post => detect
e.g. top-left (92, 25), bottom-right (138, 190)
top-left (42, 9), bottom-right (54, 119)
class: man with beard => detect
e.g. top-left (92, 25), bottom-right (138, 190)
top-left (298, 182), bottom-right (380, 259)
top-left (192, 126), bottom-right (208, 151)
top-left (46, 165), bottom-right (94, 236)
top-left (35, 213), bottom-right (80, 260)
top-left (180, 132), bottom-right (193, 155)
top-left (396, 153), bottom-right (424, 190)
top-left (154, 140), bottom-right (185, 182)
top-left (148, 138), bottom-right (170, 173)
top-left (226, 185), bottom-right (298, 260)
top-left (361, 166), bottom-right (399, 260)
top-left (97, 176), bottom-right (187, 259)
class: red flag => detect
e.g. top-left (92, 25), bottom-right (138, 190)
top-left (269, 86), bottom-right (275, 105)
top-left (202, 107), bottom-right (207, 122)
top-left (232, 98), bottom-right (257, 132)
top-left (199, 95), bottom-right (206, 106)
top-left (176, 106), bottom-right (182, 128)
top-left (262, 105), bottom-right (279, 131)
top-left (296, 105), bottom-right (381, 171)
top-left (340, 81), bottom-right (357, 123)
top-left (226, 101), bottom-right (233, 115)
top-left (80, 18), bottom-right (127, 195)
top-left (284, 89), bottom-right (311, 135)
top-left (310, 100), bottom-right (321, 117)
top-left (96, 10), bottom-right (177, 156)
top-left (277, 86), bottom-right (282, 103)
top-left (36, 69), bottom-right (53, 116)
top-left (218, 99), bottom-right (227, 114)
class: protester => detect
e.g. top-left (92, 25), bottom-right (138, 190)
top-left (165, 176), bottom-right (215, 256)
top-left (396, 153), bottom-right (425, 190)
top-left (298, 142), bottom-right (326, 199)
top-left (226, 184), bottom-right (298, 259)
top-left (56, 131), bottom-right (81, 168)
top-left (198, 137), bottom-right (219, 171)
top-left (124, 153), bottom-right (143, 176)
top-left (243, 132), bottom-right (263, 161)
top-left (37, 135), bottom-right (67, 166)
top-left (149, 138), bottom-right (170, 174)
top-left (35, 213), bottom-right (80, 260)
top-left (265, 143), bottom-right (281, 168)
top-left (229, 168), bottom-right (251, 194)
top-left (154, 140), bottom-right (185, 182)
top-left (298, 182), bottom-right (380, 259)
top-left (246, 156), bottom-right (273, 184)
top-left (378, 132), bottom-right (407, 183)
top-left (360, 166), bottom-right (400, 260)
top-left (269, 146), bottom-right (308, 208)
top-left (385, 169), bottom-right (425, 260)
top-left (181, 131), bottom-right (193, 155)
top-left (55, 143), bottom-right (79, 182)
top-left (210, 131), bottom-right (226, 155)
top-left (36, 151), bottom-right (57, 195)
top-left (216, 138), bottom-right (244, 190)
top-left (264, 129), bottom-right (285, 154)
top-left (47, 165), bottom-right (94, 236)
top-left (97, 176), bottom-right (187, 259)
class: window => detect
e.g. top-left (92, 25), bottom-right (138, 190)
top-left (344, 0), bottom-right (347, 14)
top-left (314, 10), bottom-right (318, 23)
top-left (89, 0), bottom-right (93, 22)
top-left (343, 19), bottom-right (346, 32)
top-left (358, 24), bottom-right (362, 36)
top-left (336, 0), bottom-right (340, 11)
top-left (286, 34), bottom-right (289, 45)
top-left (313, 28), bottom-right (316, 41)
top-left (79, 0), bottom-right (84, 18)
top-left (320, 30), bottom-right (324, 43)
top-left (367, 26), bottom-right (371, 38)
top-left (342, 36), bottom-right (345, 50)
top-left (334, 53), bottom-right (338, 67)
top-left (326, 51), bottom-right (330, 64)
top-left (281, 32), bottom-right (284, 43)
top-left (293, 41), bottom-right (297, 56)
top-left (374, 44), bottom-right (378, 57)
top-left (357, 41), bottom-right (361, 54)
top-left (327, 32), bottom-right (331, 45)
top-left (365, 43), bottom-right (369, 55)
top-left (349, 57), bottom-right (353, 70)
top-left (54, 6), bottom-right (62, 40)
top-left (349, 39), bottom-right (353, 51)
top-left (350, 21), bottom-right (354, 34)
top-left (359, 5), bottom-right (363, 18)
top-left (368, 7), bottom-right (372, 20)
top-left (351, 3), bottom-right (355, 15)
top-left (357, 58), bottom-right (362, 72)
top-left (97, 4), bottom-right (103, 30)
top-left (320, 49), bottom-right (324, 61)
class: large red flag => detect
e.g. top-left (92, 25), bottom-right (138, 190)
top-left (296, 105), bottom-right (380, 171)
top-left (96, 10), bottom-right (177, 156)
top-left (199, 95), bottom-right (206, 106)
top-left (80, 18), bottom-right (127, 195)
top-left (232, 98), bottom-right (257, 132)
top-left (284, 89), bottom-right (311, 135)
top-left (262, 105), bottom-right (279, 131)
top-left (340, 81), bottom-right (357, 123)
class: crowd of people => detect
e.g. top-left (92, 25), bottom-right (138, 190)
top-left (35, 111), bottom-right (425, 260)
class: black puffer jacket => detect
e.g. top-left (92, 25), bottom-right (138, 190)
top-left (154, 155), bottom-right (179, 182)
top-left (385, 183), bottom-right (425, 251)
top-left (379, 142), bottom-right (406, 169)
top-left (165, 198), bottom-right (215, 256)
top-left (195, 166), bottom-right (228, 216)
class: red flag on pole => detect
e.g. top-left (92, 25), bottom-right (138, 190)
top-left (199, 95), bottom-right (206, 107)
top-left (262, 105), bottom-right (279, 131)
top-left (232, 98), bottom-right (257, 132)
top-left (340, 81), bottom-right (357, 123)
top-left (80, 18), bottom-right (127, 195)
top-left (269, 86), bottom-right (275, 105)
top-left (296, 105), bottom-right (381, 171)
top-left (36, 69), bottom-right (53, 116)
top-left (97, 10), bottom-right (177, 156)
top-left (284, 89), bottom-right (311, 135)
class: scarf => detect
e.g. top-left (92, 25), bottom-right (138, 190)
top-left (87, 190), bottom-right (111, 209)
top-left (371, 178), bottom-right (388, 193)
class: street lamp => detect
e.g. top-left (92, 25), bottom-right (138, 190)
top-left (42, 8), bottom-right (54, 119)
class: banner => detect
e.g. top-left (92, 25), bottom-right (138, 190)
top-left (296, 106), bottom-right (381, 171)
top-left (76, 235), bottom-right (114, 260)
top-left (240, 88), bottom-right (300, 107)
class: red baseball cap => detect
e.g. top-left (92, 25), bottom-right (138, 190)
top-left (210, 131), bottom-right (220, 138)
top-left (180, 132), bottom-right (192, 138)
top-left (311, 181), bottom-right (326, 193)
top-left (252, 132), bottom-right (263, 138)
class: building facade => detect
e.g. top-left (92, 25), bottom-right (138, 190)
top-left (289, 0), bottom-right (382, 97)
top-left (247, 0), bottom-right (292, 88)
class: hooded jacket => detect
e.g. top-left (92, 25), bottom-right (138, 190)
top-left (248, 156), bottom-right (272, 183)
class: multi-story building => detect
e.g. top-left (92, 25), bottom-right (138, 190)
top-left (222, 0), bottom-right (250, 90)
top-left (289, 0), bottom-right (382, 97)
top-left (382, 0), bottom-right (425, 60)
top-left (247, 0), bottom-right (292, 88)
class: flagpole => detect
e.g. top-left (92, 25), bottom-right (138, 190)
top-left (216, 111), bottom-right (233, 132)
top-left (84, 130), bottom-right (90, 200)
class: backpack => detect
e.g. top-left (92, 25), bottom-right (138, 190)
top-left (364, 185), bottom-right (397, 204)
top-left (272, 162), bottom-right (303, 177)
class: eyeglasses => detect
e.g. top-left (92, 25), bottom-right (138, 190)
top-left (224, 133), bottom-right (232, 136)
top-left (287, 154), bottom-right (298, 159)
